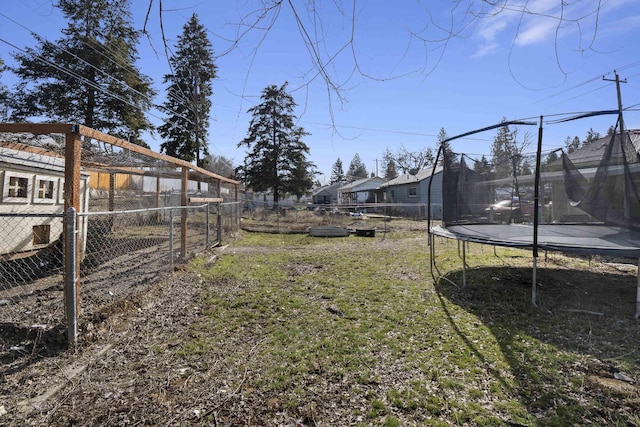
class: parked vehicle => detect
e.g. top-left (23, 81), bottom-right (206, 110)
top-left (485, 199), bottom-right (524, 222)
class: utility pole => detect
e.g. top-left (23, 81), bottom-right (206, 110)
top-left (603, 70), bottom-right (627, 135)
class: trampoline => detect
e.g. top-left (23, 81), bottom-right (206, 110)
top-left (427, 115), bottom-right (640, 319)
top-left (431, 224), bottom-right (640, 258)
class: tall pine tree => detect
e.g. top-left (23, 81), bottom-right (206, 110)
top-left (330, 158), bottom-right (346, 184)
top-left (437, 127), bottom-right (455, 168)
top-left (159, 14), bottom-right (217, 166)
top-left (490, 119), bottom-right (529, 179)
top-left (10, 0), bottom-right (154, 145)
top-left (238, 82), bottom-right (316, 207)
top-left (382, 148), bottom-right (398, 180)
top-left (347, 153), bottom-right (368, 180)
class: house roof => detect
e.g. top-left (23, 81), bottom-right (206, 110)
top-left (379, 166), bottom-right (443, 188)
top-left (339, 176), bottom-right (386, 192)
top-left (550, 129), bottom-right (640, 168)
top-left (312, 181), bottom-right (344, 196)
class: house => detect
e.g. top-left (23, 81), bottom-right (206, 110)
top-left (312, 181), bottom-right (344, 205)
top-left (378, 167), bottom-right (444, 217)
top-left (0, 142), bottom-right (90, 256)
top-left (338, 176), bottom-right (386, 204)
top-left (544, 129), bottom-right (640, 223)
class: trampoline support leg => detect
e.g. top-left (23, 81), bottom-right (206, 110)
top-left (462, 241), bottom-right (467, 288)
top-left (532, 257), bottom-right (538, 307)
top-left (636, 258), bottom-right (640, 320)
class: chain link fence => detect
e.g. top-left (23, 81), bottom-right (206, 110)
top-left (0, 125), bottom-right (241, 352)
top-left (0, 202), bottom-right (240, 347)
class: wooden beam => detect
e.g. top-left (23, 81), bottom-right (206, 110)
top-left (0, 123), bottom-right (76, 134)
top-left (77, 125), bottom-right (239, 185)
top-left (189, 197), bottom-right (223, 203)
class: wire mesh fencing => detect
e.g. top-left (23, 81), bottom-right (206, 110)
top-left (0, 201), bottom-right (240, 353)
top-left (0, 125), bottom-right (241, 350)
top-left (0, 212), bottom-right (66, 330)
top-left (78, 202), bottom-right (233, 315)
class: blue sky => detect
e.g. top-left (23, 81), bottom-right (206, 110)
top-left (1, 0), bottom-right (639, 183)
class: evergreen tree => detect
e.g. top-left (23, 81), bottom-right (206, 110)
top-left (544, 150), bottom-right (559, 166)
top-left (382, 148), bottom-right (398, 180)
top-left (289, 157), bottom-right (316, 201)
top-left (437, 127), bottom-right (455, 168)
top-left (159, 14), bottom-right (217, 166)
top-left (330, 158), bottom-right (345, 184)
top-left (582, 128), bottom-right (601, 147)
top-left (10, 0), bottom-right (154, 145)
top-left (490, 119), bottom-right (529, 179)
top-left (238, 82), bottom-right (315, 207)
top-left (203, 154), bottom-right (235, 178)
top-left (347, 153), bottom-right (368, 180)
top-left (473, 155), bottom-right (492, 176)
top-left (565, 135), bottom-right (580, 153)
top-left (0, 59), bottom-right (9, 121)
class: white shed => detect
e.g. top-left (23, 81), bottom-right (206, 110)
top-left (0, 144), bottom-right (90, 256)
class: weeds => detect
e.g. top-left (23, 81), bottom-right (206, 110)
top-left (183, 226), bottom-right (640, 425)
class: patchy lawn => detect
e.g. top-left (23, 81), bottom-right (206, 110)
top-left (3, 221), bottom-right (639, 426)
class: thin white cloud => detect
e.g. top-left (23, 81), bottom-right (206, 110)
top-left (514, 18), bottom-right (558, 46)
top-left (470, 0), bottom-right (637, 54)
top-left (472, 16), bottom-right (508, 58)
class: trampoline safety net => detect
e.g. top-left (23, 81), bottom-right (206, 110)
top-left (441, 129), bottom-right (640, 231)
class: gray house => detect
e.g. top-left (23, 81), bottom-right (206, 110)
top-left (378, 167), bottom-right (444, 217)
top-left (312, 181), bottom-right (344, 205)
top-left (338, 176), bottom-right (386, 204)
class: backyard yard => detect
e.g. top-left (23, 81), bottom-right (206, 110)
top-left (2, 216), bottom-right (639, 426)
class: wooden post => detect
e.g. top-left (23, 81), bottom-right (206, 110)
top-left (181, 167), bottom-right (188, 259)
top-left (64, 130), bottom-right (82, 315)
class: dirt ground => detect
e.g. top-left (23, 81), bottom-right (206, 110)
top-left (1, 216), bottom-right (639, 426)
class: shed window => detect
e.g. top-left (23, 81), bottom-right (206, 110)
top-left (8, 176), bottom-right (29, 198)
top-left (408, 187), bottom-right (418, 198)
top-left (37, 179), bottom-right (55, 200)
top-left (33, 224), bottom-right (51, 245)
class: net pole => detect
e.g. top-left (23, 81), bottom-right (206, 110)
top-left (462, 239), bottom-right (466, 288)
top-left (532, 116), bottom-right (544, 307)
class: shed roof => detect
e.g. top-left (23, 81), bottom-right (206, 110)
top-left (0, 143), bottom-right (88, 177)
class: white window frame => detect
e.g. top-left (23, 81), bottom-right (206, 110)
top-left (2, 172), bottom-right (33, 203)
top-left (58, 179), bottom-right (65, 205)
top-left (408, 186), bottom-right (418, 198)
top-left (33, 176), bottom-right (58, 204)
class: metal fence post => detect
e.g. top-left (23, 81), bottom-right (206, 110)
top-left (169, 208), bottom-right (174, 270)
top-left (206, 203), bottom-right (210, 247)
top-left (64, 207), bottom-right (78, 347)
top-left (217, 203), bottom-right (222, 244)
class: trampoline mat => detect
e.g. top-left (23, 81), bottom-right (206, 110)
top-left (430, 224), bottom-right (640, 258)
